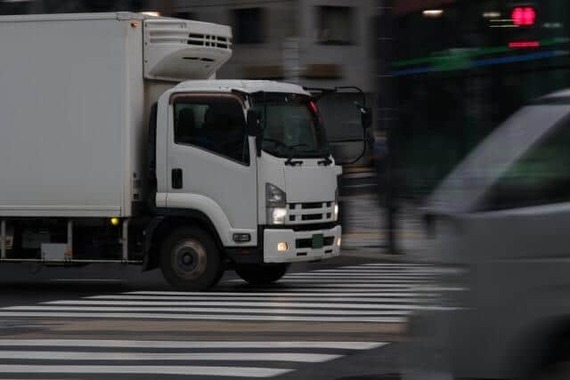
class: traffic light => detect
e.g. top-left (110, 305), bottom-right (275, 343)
top-left (511, 6), bottom-right (537, 27)
top-left (508, 3), bottom-right (539, 48)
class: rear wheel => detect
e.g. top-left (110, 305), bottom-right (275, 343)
top-left (235, 263), bottom-right (289, 285)
top-left (160, 227), bottom-right (222, 291)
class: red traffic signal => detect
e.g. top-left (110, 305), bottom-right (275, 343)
top-left (511, 6), bottom-right (536, 26)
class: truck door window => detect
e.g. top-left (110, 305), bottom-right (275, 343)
top-left (173, 96), bottom-right (249, 165)
top-left (479, 114), bottom-right (570, 211)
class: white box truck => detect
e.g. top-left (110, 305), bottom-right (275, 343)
top-left (0, 13), bottom-right (365, 290)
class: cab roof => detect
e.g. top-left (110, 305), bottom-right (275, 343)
top-left (174, 80), bottom-right (311, 96)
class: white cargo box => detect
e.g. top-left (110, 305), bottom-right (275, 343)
top-left (0, 13), bottom-right (232, 218)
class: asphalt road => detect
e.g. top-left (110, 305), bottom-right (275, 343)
top-left (339, 170), bottom-right (379, 197)
top-left (0, 254), bottom-right (441, 380)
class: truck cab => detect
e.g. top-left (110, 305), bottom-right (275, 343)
top-left (150, 80), bottom-right (343, 290)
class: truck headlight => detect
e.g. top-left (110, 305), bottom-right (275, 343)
top-left (333, 188), bottom-right (339, 221)
top-left (269, 207), bottom-right (287, 225)
top-left (266, 183), bottom-right (287, 224)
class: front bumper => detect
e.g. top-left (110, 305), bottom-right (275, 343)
top-left (263, 225), bottom-right (342, 263)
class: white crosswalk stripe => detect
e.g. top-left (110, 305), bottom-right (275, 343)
top-left (0, 263), bottom-right (439, 378)
top-left (0, 339), bottom-right (388, 378)
top-left (0, 263), bottom-right (439, 323)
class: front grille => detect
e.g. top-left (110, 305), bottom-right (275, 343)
top-left (288, 201), bottom-right (335, 225)
top-left (302, 214), bottom-right (322, 221)
top-left (301, 202), bottom-right (322, 209)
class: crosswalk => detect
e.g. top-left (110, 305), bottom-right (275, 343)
top-left (0, 263), bottom-right (443, 323)
top-left (0, 263), bottom-right (445, 378)
top-left (0, 263), bottom-right (443, 322)
top-left (0, 339), bottom-right (388, 378)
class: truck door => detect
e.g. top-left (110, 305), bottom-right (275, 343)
top-left (166, 93), bottom-right (257, 246)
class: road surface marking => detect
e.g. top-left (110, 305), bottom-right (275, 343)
top-left (0, 340), bottom-right (388, 350)
top-left (0, 263), bottom-right (442, 324)
top-left (6, 306), bottom-right (414, 315)
top-left (126, 291), bottom-right (429, 297)
top-left (88, 295), bottom-right (425, 302)
top-left (0, 365), bottom-right (292, 378)
top-left (0, 312), bottom-right (406, 323)
top-left (0, 340), bottom-right (389, 378)
top-left (0, 351), bottom-right (342, 363)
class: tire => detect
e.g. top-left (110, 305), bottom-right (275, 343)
top-left (235, 263), bottom-right (289, 285)
top-left (160, 227), bottom-right (222, 291)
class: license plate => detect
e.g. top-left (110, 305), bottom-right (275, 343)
top-left (312, 233), bottom-right (324, 249)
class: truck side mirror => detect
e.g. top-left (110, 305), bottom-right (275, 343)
top-left (362, 107), bottom-right (372, 129)
top-left (246, 109), bottom-right (262, 137)
top-left (356, 103), bottom-right (372, 129)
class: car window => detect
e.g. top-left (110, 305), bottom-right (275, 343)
top-left (426, 105), bottom-right (570, 213)
top-left (479, 115), bottom-right (570, 211)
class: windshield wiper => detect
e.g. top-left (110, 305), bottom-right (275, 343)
top-left (261, 139), bottom-right (304, 166)
top-left (317, 148), bottom-right (333, 166)
top-left (285, 144), bottom-right (308, 166)
top-left (261, 139), bottom-right (313, 166)
top-left (318, 156), bottom-right (333, 166)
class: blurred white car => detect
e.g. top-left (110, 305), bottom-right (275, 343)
top-left (402, 89), bottom-right (570, 380)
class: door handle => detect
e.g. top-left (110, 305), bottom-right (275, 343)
top-left (172, 168), bottom-right (183, 189)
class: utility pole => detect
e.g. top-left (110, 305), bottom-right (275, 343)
top-left (376, 0), bottom-right (399, 254)
top-left (283, 37), bottom-right (300, 84)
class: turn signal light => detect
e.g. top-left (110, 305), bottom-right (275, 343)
top-left (233, 233), bottom-right (251, 243)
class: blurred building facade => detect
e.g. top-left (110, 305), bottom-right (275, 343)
top-left (390, 0), bottom-right (570, 198)
top-left (0, 0), bottom-right (380, 164)
top-left (0, 0), bottom-right (144, 14)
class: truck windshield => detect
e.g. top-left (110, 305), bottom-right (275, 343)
top-left (251, 93), bottom-right (329, 159)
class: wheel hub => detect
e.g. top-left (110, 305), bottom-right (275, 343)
top-left (173, 240), bottom-right (207, 280)
top-left (181, 253), bottom-right (194, 266)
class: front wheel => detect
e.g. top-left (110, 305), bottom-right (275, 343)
top-left (160, 227), bottom-right (222, 291)
top-left (235, 263), bottom-right (289, 285)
